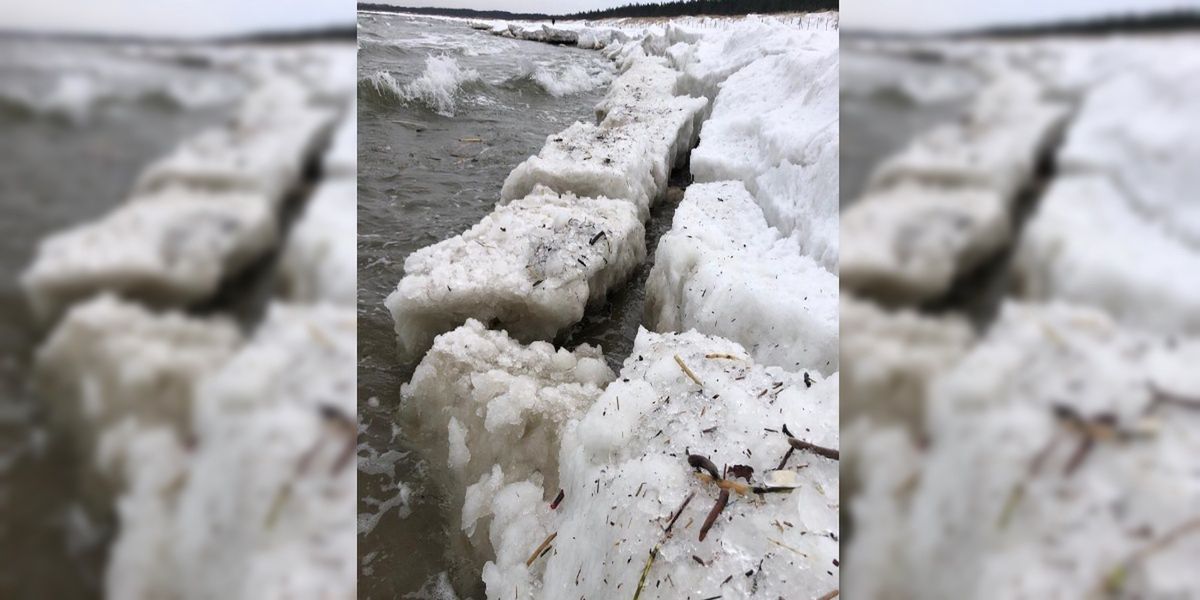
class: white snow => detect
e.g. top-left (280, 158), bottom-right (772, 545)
top-left (21, 188), bottom-right (278, 321)
top-left (645, 181), bottom-right (839, 375)
top-left (322, 102), bottom-right (357, 179)
top-left (400, 319), bottom-right (614, 554)
top-left (1014, 175), bottom-right (1200, 336)
top-left (279, 179), bottom-right (357, 306)
top-left (481, 327), bottom-right (839, 600)
top-left (847, 302), bottom-right (1200, 599)
top-left (387, 186), bottom-right (645, 359)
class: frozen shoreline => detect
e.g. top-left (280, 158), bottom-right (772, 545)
top-left (386, 12), bottom-right (841, 599)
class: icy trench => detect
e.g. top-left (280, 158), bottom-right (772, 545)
top-left (917, 99), bottom-right (1079, 331)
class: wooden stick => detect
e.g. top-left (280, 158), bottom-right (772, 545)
top-left (675, 354), bottom-right (704, 388)
top-left (525, 531), bottom-right (557, 567)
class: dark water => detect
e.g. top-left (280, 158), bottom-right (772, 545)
top-left (0, 35), bottom-right (241, 597)
top-left (355, 12), bottom-right (629, 598)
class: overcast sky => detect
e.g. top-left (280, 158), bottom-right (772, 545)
top-left (0, 0), bottom-right (354, 38)
top-left (843, 0), bottom-right (1200, 32)
top-left (4, 0), bottom-right (1198, 37)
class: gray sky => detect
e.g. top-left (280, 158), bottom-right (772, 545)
top-left (844, 0), bottom-right (1200, 32)
top-left (0, 0), bottom-right (353, 38)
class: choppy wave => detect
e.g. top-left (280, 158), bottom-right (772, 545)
top-left (361, 55), bottom-right (481, 117)
top-left (509, 59), bottom-right (612, 98)
top-left (0, 73), bottom-right (242, 124)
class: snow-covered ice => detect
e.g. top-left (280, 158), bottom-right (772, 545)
top-left (106, 303), bottom-right (357, 599)
top-left (645, 181), bottom-right (838, 375)
top-left (1055, 55), bottom-right (1200, 249)
top-left (279, 179), bottom-right (356, 306)
top-left (1014, 175), bottom-right (1200, 336)
top-left (847, 302), bottom-right (1200, 598)
top-left (841, 183), bottom-right (1009, 304)
top-left (33, 295), bottom-right (241, 493)
top-left (501, 120), bottom-right (667, 220)
top-left (21, 188), bottom-right (278, 321)
top-left (387, 186), bottom-right (644, 358)
top-left (400, 319), bottom-right (614, 555)
top-left (481, 327), bottom-right (839, 600)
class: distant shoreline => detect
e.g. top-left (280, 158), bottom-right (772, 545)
top-left (844, 9), bottom-right (1200, 39)
top-left (0, 24), bottom-right (355, 45)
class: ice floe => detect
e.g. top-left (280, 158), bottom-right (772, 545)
top-left (401, 319), bottom-right (614, 555)
top-left (387, 186), bottom-right (645, 358)
top-left (22, 188), bottom-right (279, 321)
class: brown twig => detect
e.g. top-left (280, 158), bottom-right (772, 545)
top-left (525, 532), bottom-right (557, 567)
top-left (817, 590), bottom-right (840, 600)
top-left (675, 354), bottom-right (704, 388)
top-left (699, 489), bottom-right (730, 541)
top-left (789, 438), bottom-right (839, 461)
top-left (664, 492), bottom-right (694, 536)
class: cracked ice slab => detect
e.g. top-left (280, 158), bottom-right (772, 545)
top-left (501, 121), bottom-right (662, 220)
top-left (21, 188), bottom-right (278, 322)
top-left (847, 302), bottom-right (1200, 599)
top-left (1014, 175), bottom-right (1200, 336)
top-left (386, 186), bottom-right (645, 359)
top-left (481, 328), bottom-right (839, 600)
top-left (134, 77), bottom-right (338, 205)
top-left (593, 56), bottom-right (679, 123)
top-left (400, 319), bottom-right (614, 554)
top-left (841, 182), bottom-right (1010, 304)
top-left (107, 303), bottom-right (357, 599)
top-left (645, 181), bottom-right (838, 375)
top-left (279, 179), bottom-right (356, 306)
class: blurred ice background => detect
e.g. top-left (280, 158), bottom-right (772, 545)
top-left (0, 3), bottom-right (355, 598)
top-left (840, 1), bottom-right (1200, 598)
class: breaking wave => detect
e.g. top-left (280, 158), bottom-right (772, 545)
top-left (360, 54), bottom-right (481, 117)
top-left (508, 59), bottom-right (612, 98)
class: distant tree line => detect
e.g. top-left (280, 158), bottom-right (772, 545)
top-left (357, 0), bottom-right (836, 21)
top-left (962, 9), bottom-right (1200, 38)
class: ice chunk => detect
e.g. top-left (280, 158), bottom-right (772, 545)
top-left (841, 182), bottom-right (1010, 304)
top-left (866, 73), bottom-right (1069, 201)
top-left (401, 320), bottom-right (614, 553)
top-left (691, 48), bottom-right (838, 192)
top-left (106, 303), bottom-right (357, 599)
top-left (387, 187), bottom-right (645, 359)
top-left (501, 121), bottom-right (661, 219)
top-left (21, 188), bottom-right (278, 321)
top-left (847, 302), bottom-right (1200, 598)
top-left (1014, 176), bottom-right (1200, 336)
top-left (1056, 58), bottom-right (1200, 248)
top-left (541, 25), bottom-right (577, 45)
top-left (483, 328), bottom-right (840, 600)
top-left (839, 295), bottom-right (973, 435)
top-left (279, 179), bottom-right (356, 306)
top-left (135, 77), bottom-right (338, 204)
top-left (33, 295), bottom-right (240, 492)
top-left (593, 56), bottom-right (679, 123)
top-left (646, 181), bottom-right (839, 374)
